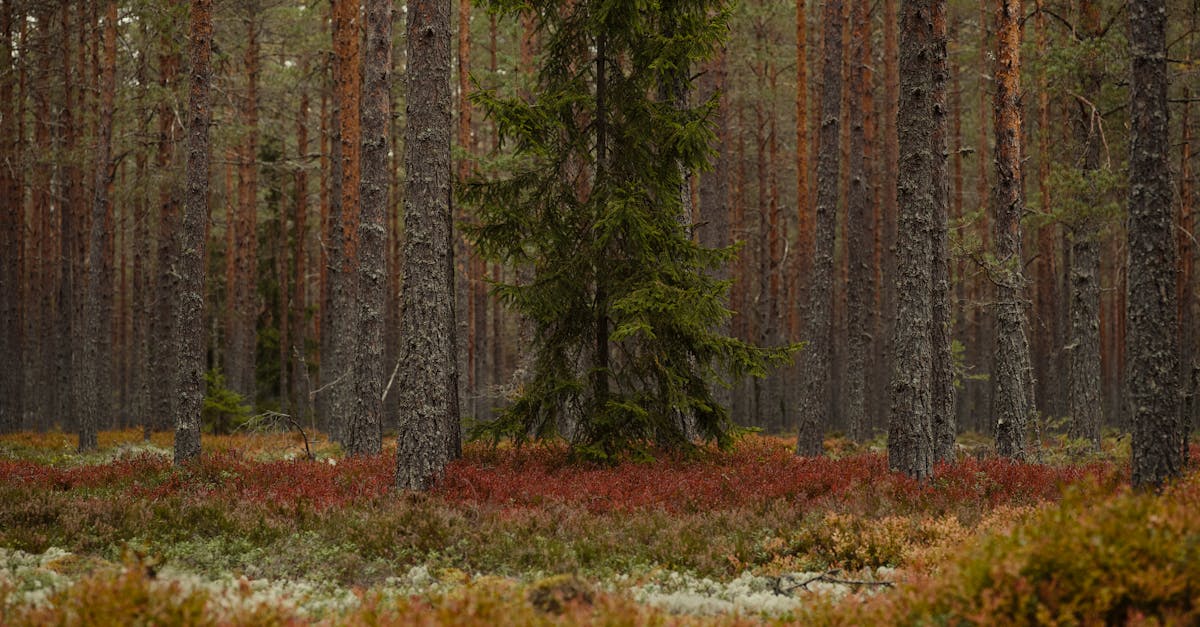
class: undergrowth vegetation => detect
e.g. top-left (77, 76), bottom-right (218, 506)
top-left (1, 429), bottom-right (1196, 624)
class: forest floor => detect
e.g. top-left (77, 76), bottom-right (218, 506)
top-left (1, 428), bottom-right (1197, 625)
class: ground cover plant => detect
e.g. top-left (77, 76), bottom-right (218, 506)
top-left (1, 429), bottom-right (1196, 624)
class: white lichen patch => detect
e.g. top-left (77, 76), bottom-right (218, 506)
top-left (0, 547), bottom-right (77, 608)
top-left (162, 568), bottom-right (362, 620)
top-left (629, 568), bottom-right (895, 618)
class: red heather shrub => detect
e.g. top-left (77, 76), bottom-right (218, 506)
top-left (436, 437), bottom-right (1118, 514)
top-left (0, 455), bottom-right (170, 491)
top-left (134, 452), bottom-right (395, 511)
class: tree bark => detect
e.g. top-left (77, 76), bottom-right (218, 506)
top-left (0, 0), bottom-right (22, 432)
top-left (1128, 0), bottom-right (1181, 489)
top-left (327, 0), bottom-right (363, 441)
top-left (80, 0), bottom-right (118, 452)
top-left (153, 2), bottom-right (183, 432)
top-left (292, 86), bottom-right (310, 422)
top-left (795, 0), bottom-right (811, 288)
top-left (887, 0), bottom-right (937, 479)
top-left (347, 0), bottom-right (392, 456)
top-left (1032, 0), bottom-right (1059, 419)
top-left (397, 0), bottom-right (460, 490)
top-left (990, 0), bottom-right (1034, 459)
top-left (1067, 0), bottom-right (1104, 451)
top-left (794, 0), bottom-right (842, 457)
top-left (174, 0), bottom-right (213, 464)
top-left (226, 6), bottom-right (260, 401)
top-left (844, 0), bottom-right (874, 443)
top-left (930, 0), bottom-right (954, 463)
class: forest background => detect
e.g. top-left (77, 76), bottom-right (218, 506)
top-left (0, 0), bottom-right (1198, 456)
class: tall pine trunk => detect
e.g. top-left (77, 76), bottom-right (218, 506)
top-left (990, 0), bottom-right (1034, 459)
top-left (844, 0), bottom-right (874, 443)
top-left (1067, 0), bottom-right (1104, 451)
top-left (346, 0), bottom-right (392, 456)
top-left (794, 0), bottom-right (843, 456)
top-left (396, 0), bottom-right (459, 490)
top-left (887, 0), bottom-right (937, 479)
top-left (327, 0), bottom-right (363, 441)
top-left (930, 0), bottom-right (954, 463)
top-left (1128, 0), bottom-right (1181, 489)
top-left (174, 0), bottom-right (213, 464)
top-left (79, 0), bottom-right (118, 452)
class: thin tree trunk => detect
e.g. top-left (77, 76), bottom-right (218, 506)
top-left (795, 0), bottom-right (811, 286)
top-left (0, 0), bottom-right (21, 432)
top-left (397, 0), bottom-right (459, 490)
top-left (844, 0), bottom-right (873, 443)
top-left (153, 3), bottom-right (183, 432)
top-left (1032, 0), bottom-right (1059, 419)
top-left (227, 6), bottom-right (260, 401)
top-left (347, 0), bottom-right (392, 456)
top-left (328, 0), bottom-right (363, 440)
top-left (880, 0), bottom-right (900, 431)
top-left (1068, 0), bottom-right (1104, 451)
top-left (971, 0), bottom-right (992, 429)
top-left (80, 0), bottom-right (118, 452)
top-left (174, 0), bottom-right (213, 463)
top-left (293, 86), bottom-right (310, 422)
top-left (794, 0), bottom-right (843, 456)
top-left (1128, 0), bottom-right (1181, 489)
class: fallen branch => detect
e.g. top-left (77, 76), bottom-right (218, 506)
top-left (776, 570), bottom-right (895, 595)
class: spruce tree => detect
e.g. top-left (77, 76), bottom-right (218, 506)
top-left (466, 0), bottom-right (794, 462)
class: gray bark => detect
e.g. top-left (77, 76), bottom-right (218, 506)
top-left (79, 1), bottom-right (118, 452)
top-left (794, 0), bottom-right (842, 457)
top-left (345, 0), bottom-right (391, 454)
top-left (173, 0), bottom-right (213, 464)
top-left (845, 0), bottom-right (873, 444)
top-left (930, 0), bottom-right (955, 464)
top-left (397, 0), bottom-right (460, 490)
top-left (347, 0), bottom-right (392, 456)
top-left (1128, 0), bottom-right (1181, 489)
top-left (887, 0), bottom-right (936, 479)
top-left (1068, 232), bottom-right (1101, 449)
top-left (1067, 0), bottom-right (1104, 453)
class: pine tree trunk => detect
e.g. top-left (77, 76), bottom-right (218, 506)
top-left (990, 0), bottom-right (1034, 459)
top-left (844, 0), bottom-right (873, 443)
top-left (879, 0), bottom-right (899, 429)
top-left (794, 0), bottom-right (842, 456)
top-left (1032, 0), bottom-right (1059, 419)
top-left (397, 0), bottom-right (459, 490)
top-left (887, 0), bottom-right (936, 479)
top-left (930, 0), bottom-right (955, 463)
top-left (1067, 0), bottom-right (1103, 451)
top-left (347, 0), bottom-right (392, 457)
top-left (153, 5), bottom-right (182, 432)
top-left (0, 0), bottom-right (21, 432)
top-left (971, 0), bottom-right (992, 430)
top-left (795, 0), bottom-right (811, 290)
top-left (80, 0), bottom-right (118, 452)
top-left (1128, 0), bottom-right (1181, 489)
top-left (293, 88), bottom-right (310, 422)
top-left (327, 0), bottom-right (363, 441)
top-left (227, 8), bottom-right (260, 401)
top-left (174, 0), bottom-right (213, 464)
